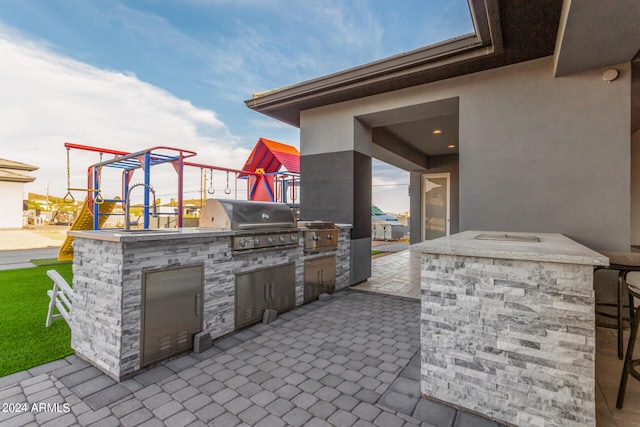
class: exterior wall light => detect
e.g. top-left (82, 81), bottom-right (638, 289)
top-left (603, 69), bottom-right (619, 83)
top-left (433, 129), bottom-right (442, 134)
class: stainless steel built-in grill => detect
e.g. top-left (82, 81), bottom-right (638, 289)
top-left (200, 199), bottom-right (299, 330)
top-left (201, 199), bottom-right (299, 252)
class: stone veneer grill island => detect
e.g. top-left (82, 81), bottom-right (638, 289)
top-left (411, 231), bottom-right (609, 427)
top-left (68, 225), bottom-right (351, 381)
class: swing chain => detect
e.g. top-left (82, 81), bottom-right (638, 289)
top-left (94, 153), bottom-right (104, 205)
top-left (224, 171), bottom-right (232, 194)
top-left (63, 148), bottom-right (75, 203)
top-left (207, 169), bottom-right (215, 194)
top-left (200, 168), bottom-right (204, 202)
top-left (63, 148), bottom-right (104, 204)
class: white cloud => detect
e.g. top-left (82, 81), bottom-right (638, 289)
top-left (0, 26), bottom-right (251, 202)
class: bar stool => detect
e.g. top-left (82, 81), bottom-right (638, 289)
top-left (598, 252), bottom-right (640, 359)
top-left (616, 273), bottom-right (639, 409)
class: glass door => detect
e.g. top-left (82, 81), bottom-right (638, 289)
top-left (423, 173), bottom-right (450, 240)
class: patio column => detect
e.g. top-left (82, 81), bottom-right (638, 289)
top-left (300, 114), bottom-right (372, 285)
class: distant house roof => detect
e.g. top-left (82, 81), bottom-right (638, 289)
top-left (240, 138), bottom-right (300, 177)
top-left (0, 158), bottom-right (38, 171)
top-left (0, 158), bottom-right (38, 183)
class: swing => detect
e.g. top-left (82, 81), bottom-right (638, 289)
top-left (63, 148), bottom-right (104, 204)
top-left (208, 169), bottom-right (215, 194)
top-left (224, 171), bottom-right (232, 195)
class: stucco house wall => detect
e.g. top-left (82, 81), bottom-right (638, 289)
top-left (301, 56), bottom-right (631, 252)
top-left (0, 181), bottom-right (26, 229)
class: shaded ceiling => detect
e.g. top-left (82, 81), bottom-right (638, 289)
top-left (357, 98), bottom-right (459, 172)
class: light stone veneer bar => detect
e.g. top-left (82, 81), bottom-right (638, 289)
top-left (411, 231), bottom-right (609, 427)
top-left (68, 225), bottom-right (351, 381)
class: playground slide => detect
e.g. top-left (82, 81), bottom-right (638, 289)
top-left (58, 198), bottom-right (117, 261)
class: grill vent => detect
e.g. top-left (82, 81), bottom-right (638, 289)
top-left (159, 335), bottom-right (171, 353)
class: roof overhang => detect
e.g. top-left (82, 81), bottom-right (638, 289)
top-left (0, 158), bottom-right (38, 171)
top-left (0, 169), bottom-right (36, 183)
top-left (554, 0), bottom-right (640, 77)
top-left (245, 0), bottom-right (565, 127)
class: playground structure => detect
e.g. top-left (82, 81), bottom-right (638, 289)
top-left (58, 140), bottom-right (300, 260)
top-left (239, 137), bottom-right (300, 204)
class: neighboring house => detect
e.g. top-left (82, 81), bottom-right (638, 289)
top-left (246, 0), bottom-right (640, 284)
top-left (0, 158), bottom-right (37, 228)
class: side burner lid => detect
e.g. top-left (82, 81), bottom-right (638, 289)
top-left (298, 220), bottom-right (337, 229)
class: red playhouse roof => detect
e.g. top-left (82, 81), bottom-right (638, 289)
top-left (240, 138), bottom-right (300, 177)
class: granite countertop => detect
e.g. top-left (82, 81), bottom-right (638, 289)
top-left (68, 227), bottom-right (235, 243)
top-left (69, 223), bottom-right (352, 243)
top-left (410, 230), bottom-right (609, 266)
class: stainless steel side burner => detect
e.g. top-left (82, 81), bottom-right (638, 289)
top-left (298, 221), bottom-right (339, 252)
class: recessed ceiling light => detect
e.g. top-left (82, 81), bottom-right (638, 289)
top-left (433, 129), bottom-right (442, 134)
top-left (448, 144), bottom-right (456, 149)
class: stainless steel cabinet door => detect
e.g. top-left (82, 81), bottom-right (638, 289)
top-left (304, 256), bottom-right (336, 303)
top-left (235, 269), bottom-right (267, 330)
top-left (142, 264), bottom-right (204, 367)
top-left (235, 263), bottom-right (295, 330)
top-left (267, 263), bottom-right (295, 314)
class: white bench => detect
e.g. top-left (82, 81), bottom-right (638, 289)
top-left (45, 270), bottom-right (73, 327)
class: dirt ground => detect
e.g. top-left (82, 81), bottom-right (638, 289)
top-left (0, 225), bottom-right (68, 251)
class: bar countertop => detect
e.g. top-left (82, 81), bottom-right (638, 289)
top-left (410, 230), bottom-right (609, 266)
top-left (68, 227), bottom-right (235, 243)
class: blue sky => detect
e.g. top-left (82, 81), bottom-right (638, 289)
top-left (0, 0), bottom-right (472, 212)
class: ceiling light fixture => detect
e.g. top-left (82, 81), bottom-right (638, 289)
top-left (448, 144), bottom-right (456, 149)
top-left (433, 129), bottom-right (442, 134)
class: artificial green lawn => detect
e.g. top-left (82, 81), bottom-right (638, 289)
top-left (0, 263), bottom-right (74, 377)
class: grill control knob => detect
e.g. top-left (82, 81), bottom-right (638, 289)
top-left (239, 238), bottom-right (247, 247)
top-left (312, 235), bottom-right (320, 241)
top-left (254, 238), bottom-right (262, 245)
top-left (268, 236), bottom-right (275, 244)
top-left (326, 234), bottom-right (333, 240)
top-left (279, 235), bottom-right (286, 243)
top-left (290, 235), bottom-right (297, 242)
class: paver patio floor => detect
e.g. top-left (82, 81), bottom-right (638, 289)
top-left (0, 288), bottom-right (508, 427)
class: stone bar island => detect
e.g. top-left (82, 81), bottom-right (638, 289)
top-left (411, 231), bottom-right (608, 427)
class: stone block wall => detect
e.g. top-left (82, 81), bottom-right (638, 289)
top-left (336, 227), bottom-right (351, 290)
top-left (71, 238), bottom-right (125, 377)
top-left (420, 254), bottom-right (596, 427)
